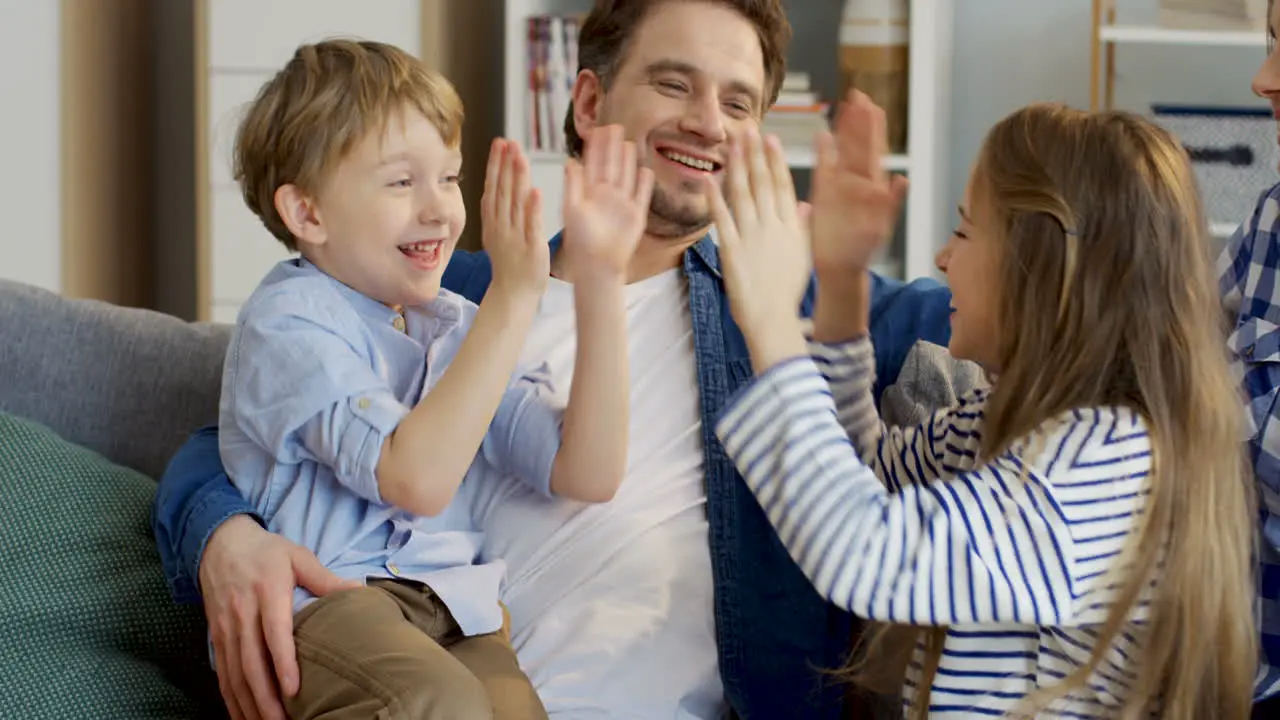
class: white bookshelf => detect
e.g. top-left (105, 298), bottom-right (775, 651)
top-left (1090, 1), bottom-right (1269, 238)
top-left (503, 0), bottom-right (954, 281)
top-left (1098, 24), bottom-right (1266, 47)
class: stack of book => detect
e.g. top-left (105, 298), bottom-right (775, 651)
top-left (762, 72), bottom-right (830, 153)
top-left (524, 14), bottom-right (581, 153)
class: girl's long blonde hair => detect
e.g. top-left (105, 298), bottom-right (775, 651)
top-left (845, 104), bottom-right (1258, 719)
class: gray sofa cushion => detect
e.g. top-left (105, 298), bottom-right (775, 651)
top-left (0, 280), bottom-right (230, 480)
top-left (881, 340), bottom-right (986, 427)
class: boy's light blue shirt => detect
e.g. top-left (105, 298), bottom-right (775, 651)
top-left (218, 258), bottom-right (562, 636)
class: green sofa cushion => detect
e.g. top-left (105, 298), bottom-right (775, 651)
top-left (0, 411), bottom-right (221, 718)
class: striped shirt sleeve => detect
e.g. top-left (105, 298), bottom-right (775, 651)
top-left (715, 356), bottom-right (1112, 627)
top-left (809, 336), bottom-right (988, 493)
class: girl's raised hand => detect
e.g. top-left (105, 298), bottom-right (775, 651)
top-left (810, 89), bottom-right (908, 276)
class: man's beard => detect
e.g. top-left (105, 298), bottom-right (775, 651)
top-left (647, 177), bottom-right (713, 240)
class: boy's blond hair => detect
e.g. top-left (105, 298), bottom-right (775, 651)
top-left (233, 38), bottom-right (464, 250)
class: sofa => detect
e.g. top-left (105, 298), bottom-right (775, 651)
top-left (0, 278), bottom-right (230, 718)
top-left (0, 275), bottom-right (996, 719)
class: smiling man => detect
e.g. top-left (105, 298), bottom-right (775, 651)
top-left (150, 1), bottom-right (955, 718)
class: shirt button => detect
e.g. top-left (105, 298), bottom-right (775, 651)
top-left (357, 398), bottom-right (371, 410)
top-left (393, 316), bottom-right (406, 332)
top-left (387, 562), bottom-right (400, 575)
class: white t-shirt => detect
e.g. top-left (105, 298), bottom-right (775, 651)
top-left (468, 268), bottom-right (723, 719)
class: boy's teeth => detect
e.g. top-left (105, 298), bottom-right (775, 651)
top-left (661, 150), bottom-right (715, 171)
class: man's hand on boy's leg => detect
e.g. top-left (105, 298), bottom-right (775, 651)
top-left (202, 515), bottom-right (359, 720)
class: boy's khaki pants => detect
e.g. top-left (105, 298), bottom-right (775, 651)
top-left (284, 578), bottom-right (547, 720)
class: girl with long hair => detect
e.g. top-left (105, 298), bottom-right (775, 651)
top-left (704, 93), bottom-right (1259, 718)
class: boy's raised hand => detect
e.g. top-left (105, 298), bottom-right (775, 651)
top-left (561, 125), bottom-right (655, 279)
top-left (810, 89), bottom-right (909, 275)
top-left (482, 138), bottom-right (549, 296)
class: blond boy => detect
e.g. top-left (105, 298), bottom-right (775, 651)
top-left (217, 39), bottom-right (652, 719)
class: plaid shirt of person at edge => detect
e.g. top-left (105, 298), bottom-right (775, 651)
top-left (1219, 181), bottom-right (1280, 701)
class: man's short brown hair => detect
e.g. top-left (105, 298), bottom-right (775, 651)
top-left (234, 39), bottom-right (464, 250)
top-left (564, 0), bottom-right (791, 158)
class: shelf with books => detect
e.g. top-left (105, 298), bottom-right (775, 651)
top-left (503, 0), bottom-right (952, 280)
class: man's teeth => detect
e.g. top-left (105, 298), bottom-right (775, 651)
top-left (661, 150), bottom-right (716, 172)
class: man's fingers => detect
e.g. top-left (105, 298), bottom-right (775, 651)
top-left (213, 634), bottom-right (248, 720)
top-left (725, 134), bottom-right (757, 231)
top-left (564, 159), bottom-right (584, 205)
top-left (764, 134), bottom-right (796, 222)
top-left (704, 176), bottom-right (741, 256)
top-left (745, 129), bottom-right (775, 216)
top-left (602, 125), bottom-right (623, 187)
top-left (260, 585), bottom-right (301, 700)
top-left (620, 140), bottom-right (637, 197)
top-left (239, 614), bottom-right (284, 720)
top-left (633, 166), bottom-right (655, 209)
top-left (220, 606), bottom-right (262, 720)
top-left (585, 126), bottom-right (607, 185)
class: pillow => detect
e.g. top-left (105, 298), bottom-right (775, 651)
top-left (0, 411), bottom-right (222, 719)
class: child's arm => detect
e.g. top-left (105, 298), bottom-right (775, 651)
top-left (715, 359), bottom-right (1147, 628)
top-left (222, 280), bottom-right (540, 521)
top-left (807, 272), bottom-right (980, 491)
top-left (540, 125), bottom-right (654, 503)
top-left (378, 138), bottom-right (549, 516)
top-left (376, 284), bottom-right (541, 515)
top-left (548, 275), bottom-right (629, 502)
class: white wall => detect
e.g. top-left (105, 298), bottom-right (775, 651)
top-left (0, 1), bottom-right (60, 292)
top-left (946, 0), bottom-right (1266, 237)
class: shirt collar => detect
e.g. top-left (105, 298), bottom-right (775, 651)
top-left (546, 229), bottom-right (721, 279)
top-left (293, 257), bottom-right (462, 326)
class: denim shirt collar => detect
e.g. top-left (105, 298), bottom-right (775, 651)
top-left (547, 229), bottom-right (722, 280)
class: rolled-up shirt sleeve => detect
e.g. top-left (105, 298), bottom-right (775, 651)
top-left (223, 296), bottom-right (409, 505)
top-left (479, 360), bottom-right (562, 497)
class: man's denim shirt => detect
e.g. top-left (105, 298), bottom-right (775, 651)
top-left (152, 234), bottom-right (953, 720)
top-left (219, 258), bottom-right (560, 635)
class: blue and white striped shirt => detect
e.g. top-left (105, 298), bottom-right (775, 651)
top-left (715, 337), bottom-right (1152, 718)
top-left (1219, 181), bottom-right (1280, 700)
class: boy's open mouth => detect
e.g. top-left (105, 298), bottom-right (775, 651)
top-left (399, 239), bottom-right (444, 271)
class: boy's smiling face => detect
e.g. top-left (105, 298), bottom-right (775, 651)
top-left (275, 108), bottom-right (465, 308)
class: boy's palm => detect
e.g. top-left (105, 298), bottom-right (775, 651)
top-left (810, 90), bottom-right (908, 273)
top-left (481, 138), bottom-right (549, 295)
top-left (562, 125), bottom-right (655, 276)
